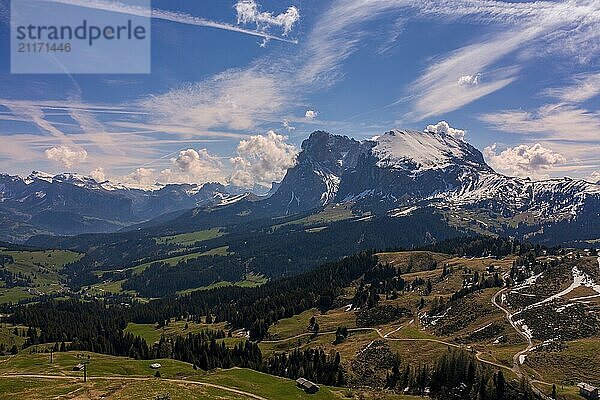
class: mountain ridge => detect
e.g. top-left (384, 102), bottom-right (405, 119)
top-left (0, 171), bottom-right (260, 241)
top-left (269, 129), bottom-right (600, 220)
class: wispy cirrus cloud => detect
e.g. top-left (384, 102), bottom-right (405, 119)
top-left (542, 71), bottom-right (600, 103)
top-left (480, 69), bottom-right (600, 142)
top-left (138, 69), bottom-right (287, 134)
top-left (293, 0), bottom-right (600, 121)
top-left (403, 1), bottom-right (600, 119)
top-left (480, 104), bottom-right (600, 142)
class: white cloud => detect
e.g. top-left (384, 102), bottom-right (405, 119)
top-left (425, 121), bottom-right (466, 141)
top-left (140, 69), bottom-right (286, 133)
top-left (402, 0), bottom-right (600, 119)
top-left (230, 131), bottom-right (297, 188)
top-left (235, 0), bottom-right (299, 36)
top-left (407, 27), bottom-right (528, 120)
top-left (282, 119), bottom-right (295, 131)
top-left (49, 0), bottom-right (297, 43)
top-left (305, 110), bottom-right (318, 120)
top-left (123, 167), bottom-right (155, 186)
top-left (542, 72), bottom-right (600, 103)
top-left (458, 74), bottom-right (481, 86)
top-left (90, 167), bottom-right (106, 182)
top-left (3, 100), bottom-right (69, 140)
top-left (5, 0), bottom-right (600, 182)
top-left (171, 148), bottom-right (225, 183)
top-left (590, 171), bottom-right (600, 183)
top-left (483, 143), bottom-right (566, 178)
top-left (480, 103), bottom-right (600, 142)
top-left (45, 146), bottom-right (88, 169)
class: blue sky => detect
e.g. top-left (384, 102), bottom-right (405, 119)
top-left (0, 0), bottom-right (599, 187)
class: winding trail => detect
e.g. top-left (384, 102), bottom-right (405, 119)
top-left (263, 324), bottom-right (514, 374)
top-left (0, 374), bottom-right (269, 400)
top-left (491, 288), bottom-right (551, 400)
top-left (491, 288), bottom-right (533, 373)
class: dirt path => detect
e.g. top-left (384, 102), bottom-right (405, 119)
top-left (264, 323), bottom-right (515, 374)
top-left (261, 327), bottom-right (376, 343)
top-left (491, 288), bottom-right (552, 399)
top-left (491, 288), bottom-right (533, 372)
top-left (0, 374), bottom-right (269, 400)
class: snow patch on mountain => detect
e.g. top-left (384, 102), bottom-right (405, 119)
top-left (315, 168), bottom-right (341, 204)
top-left (372, 130), bottom-right (482, 172)
top-left (24, 171), bottom-right (54, 184)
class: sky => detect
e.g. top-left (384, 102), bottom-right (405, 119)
top-left (0, 0), bottom-right (599, 188)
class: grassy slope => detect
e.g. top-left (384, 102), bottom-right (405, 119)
top-left (263, 252), bottom-right (595, 398)
top-left (0, 250), bottom-right (81, 304)
top-left (124, 320), bottom-right (231, 345)
top-left (154, 228), bottom-right (224, 246)
top-left (0, 350), bottom-right (423, 400)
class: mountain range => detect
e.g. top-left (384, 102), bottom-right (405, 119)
top-left (0, 171), bottom-right (255, 242)
top-left (2, 129), bottom-right (599, 245)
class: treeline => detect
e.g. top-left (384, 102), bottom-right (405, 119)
top-left (450, 270), bottom-right (503, 302)
top-left (0, 268), bottom-right (33, 288)
top-left (386, 348), bottom-right (541, 399)
top-left (506, 246), bottom-right (570, 286)
top-left (10, 253), bottom-right (379, 349)
top-left (420, 237), bottom-right (543, 258)
top-left (11, 299), bottom-right (345, 386)
top-left (428, 269), bottom-right (504, 319)
top-left (0, 254), bottom-right (14, 266)
top-left (170, 333), bottom-right (262, 371)
top-left (264, 348), bottom-right (344, 386)
top-left (12, 300), bottom-right (141, 356)
top-left (122, 256), bottom-right (246, 297)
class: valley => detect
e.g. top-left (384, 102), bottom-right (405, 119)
top-left (1, 242), bottom-right (599, 399)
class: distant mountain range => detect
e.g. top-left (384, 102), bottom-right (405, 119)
top-left (0, 171), bottom-right (258, 242)
top-left (2, 129), bottom-right (599, 245)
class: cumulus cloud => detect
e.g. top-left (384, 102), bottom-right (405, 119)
top-left (124, 167), bottom-right (156, 186)
top-left (45, 146), bottom-right (88, 169)
top-left (305, 110), bottom-right (318, 120)
top-left (90, 167), bottom-right (106, 182)
top-left (230, 131), bottom-right (298, 188)
top-left (425, 121), bottom-right (466, 141)
top-left (589, 170), bottom-right (600, 184)
top-left (235, 0), bottom-right (299, 36)
top-left (483, 143), bottom-right (566, 178)
top-left (171, 148), bottom-right (225, 183)
top-left (458, 73), bottom-right (481, 86)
